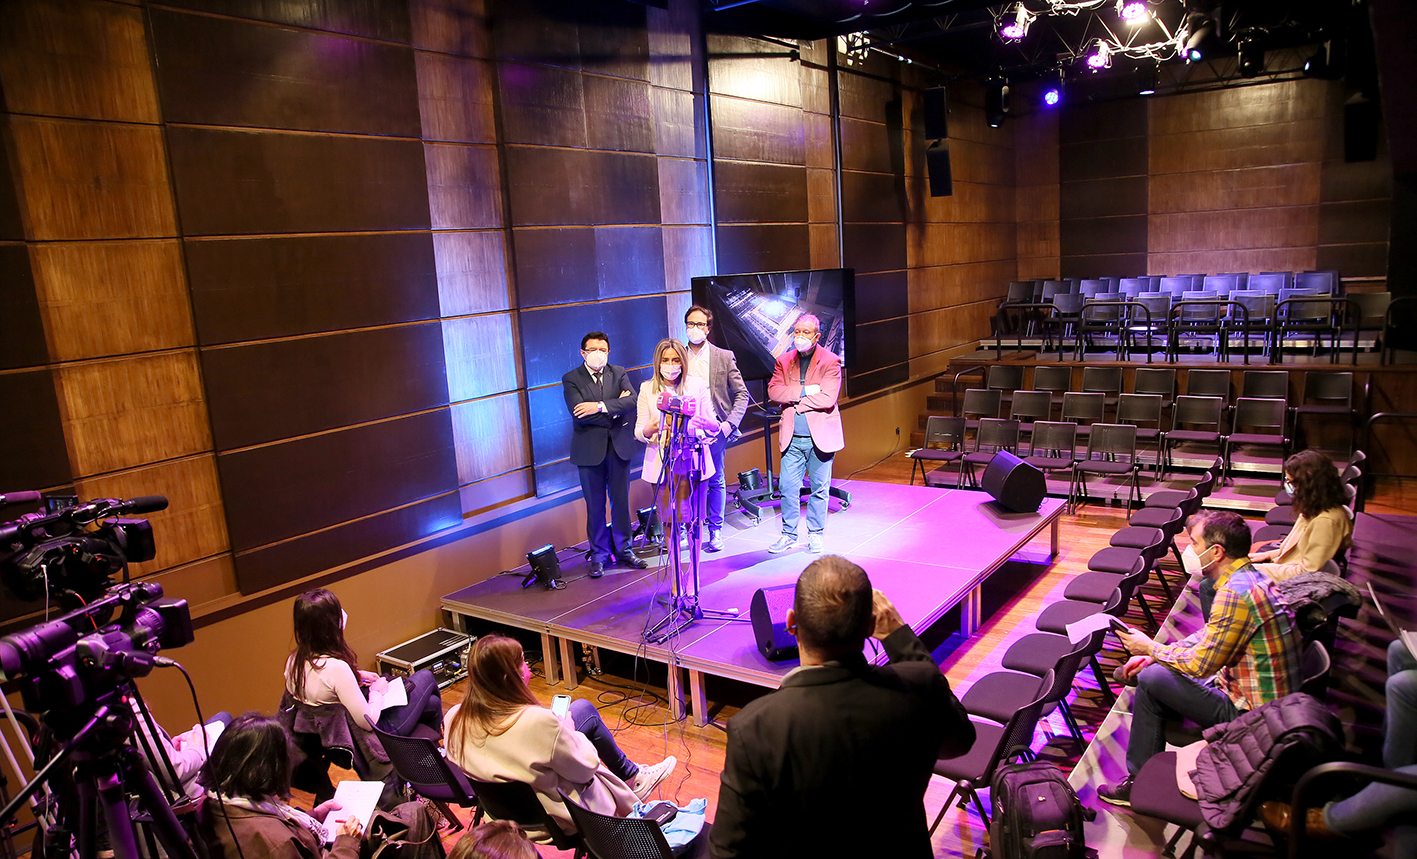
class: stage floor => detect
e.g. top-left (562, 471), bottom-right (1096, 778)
top-left (441, 480), bottom-right (1064, 725)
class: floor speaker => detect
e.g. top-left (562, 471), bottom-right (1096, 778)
top-left (750, 584), bottom-right (799, 661)
top-left (923, 86), bottom-right (949, 140)
top-left (927, 141), bottom-right (953, 197)
top-left (980, 450), bottom-right (1046, 513)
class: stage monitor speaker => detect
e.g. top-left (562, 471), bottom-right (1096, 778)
top-left (980, 450), bottom-right (1046, 513)
top-left (927, 141), bottom-right (953, 197)
top-left (750, 584), bottom-right (799, 661)
top-left (923, 86), bottom-right (949, 139)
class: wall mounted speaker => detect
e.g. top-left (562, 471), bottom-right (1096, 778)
top-left (927, 141), bottom-right (953, 198)
top-left (923, 86), bottom-right (949, 139)
top-left (1345, 96), bottom-right (1379, 162)
top-left (750, 584), bottom-right (799, 661)
top-left (980, 450), bottom-right (1046, 513)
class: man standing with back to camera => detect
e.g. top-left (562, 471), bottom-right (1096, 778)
top-left (682, 305), bottom-right (749, 552)
top-left (767, 313), bottom-right (843, 554)
top-left (710, 555), bottom-right (974, 859)
top-left (563, 331), bottom-right (650, 578)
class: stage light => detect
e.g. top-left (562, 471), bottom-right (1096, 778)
top-left (1001, 3), bottom-right (1034, 40)
top-left (1041, 69), bottom-right (1065, 107)
top-left (1086, 40), bottom-right (1112, 70)
top-left (1137, 64), bottom-right (1159, 95)
top-left (1043, 88), bottom-right (1060, 106)
top-left (737, 469), bottom-right (762, 492)
top-left (985, 79), bottom-right (1010, 127)
top-left (635, 506), bottom-right (663, 545)
top-left (1237, 36), bottom-right (1263, 78)
top-left (524, 545), bottom-right (564, 590)
top-left (1302, 47), bottom-right (1328, 77)
top-left (1184, 13), bottom-right (1215, 61)
top-left (1118, 0), bottom-right (1148, 23)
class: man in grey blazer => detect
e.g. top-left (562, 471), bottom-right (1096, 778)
top-left (683, 305), bottom-right (750, 552)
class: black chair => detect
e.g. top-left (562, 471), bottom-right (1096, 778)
top-left (960, 388), bottom-right (1002, 430)
top-left (1344, 291), bottom-right (1391, 360)
top-left (371, 724), bottom-right (479, 831)
top-left (1070, 538), bottom-right (1164, 631)
top-left (987, 364), bottom-right (1026, 412)
top-left (1115, 503), bottom-right (1187, 601)
top-left (1131, 293), bottom-right (1172, 358)
top-left (1223, 397), bottom-right (1289, 484)
top-left (1002, 627), bottom-right (1115, 707)
top-left (1185, 367), bottom-right (1232, 402)
top-left (1010, 390), bottom-right (1054, 453)
top-left (1250, 272), bottom-right (1288, 294)
top-left (1024, 421), bottom-right (1078, 487)
top-left (1163, 396), bottom-right (1225, 477)
top-left (1081, 366), bottom-right (1124, 416)
top-left (560, 792), bottom-right (708, 859)
top-left (1292, 372), bottom-right (1355, 457)
top-left (1275, 292), bottom-right (1339, 360)
top-left (1044, 293), bottom-right (1085, 356)
top-left (1071, 423), bottom-right (1142, 510)
top-left (962, 419), bottom-right (1021, 488)
top-left (1173, 291), bottom-right (1225, 360)
top-left (1226, 290), bottom-right (1274, 361)
top-left (962, 644), bottom-right (1091, 744)
top-left (1076, 297), bottom-right (1127, 358)
top-left (910, 415), bottom-right (965, 486)
top-left (466, 776), bottom-right (584, 854)
top-left (1144, 460), bottom-right (1219, 509)
top-left (1116, 393), bottom-right (1165, 478)
top-left (1242, 369), bottom-right (1290, 401)
top-left (1060, 391), bottom-right (1105, 442)
top-left (928, 670), bottom-right (1055, 834)
top-left (1032, 365), bottom-right (1072, 411)
top-left (1132, 367), bottom-right (1177, 429)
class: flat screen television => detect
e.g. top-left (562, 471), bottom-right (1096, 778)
top-left (690, 268), bottom-right (855, 384)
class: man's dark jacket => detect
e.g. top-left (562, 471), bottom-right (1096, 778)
top-left (710, 626), bottom-right (975, 859)
top-left (562, 363), bottom-right (638, 466)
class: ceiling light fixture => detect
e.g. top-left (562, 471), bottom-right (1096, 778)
top-left (1001, 4), bottom-right (1035, 40)
top-left (1086, 40), bottom-right (1112, 69)
top-left (1118, 0), bottom-right (1148, 23)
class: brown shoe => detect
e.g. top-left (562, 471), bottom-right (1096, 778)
top-left (1259, 800), bottom-right (1339, 839)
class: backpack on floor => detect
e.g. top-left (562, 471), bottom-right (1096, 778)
top-left (982, 755), bottom-right (1095, 859)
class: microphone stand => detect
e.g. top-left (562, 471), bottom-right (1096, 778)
top-left (644, 406), bottom-right (740, 644)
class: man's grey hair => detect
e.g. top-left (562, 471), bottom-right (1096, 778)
top-left (794, 555), bottom-right (873, 656)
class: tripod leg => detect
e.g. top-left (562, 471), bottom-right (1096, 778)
top-left (94, 769), bottom-right (143, 859)
top-left (122, 756), bottom-right (199, 859)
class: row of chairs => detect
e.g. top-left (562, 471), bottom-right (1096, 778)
top-left (927, 464), bottom-right (1224, 836)
top-left (1006, 272), bottom-right (1341, 304)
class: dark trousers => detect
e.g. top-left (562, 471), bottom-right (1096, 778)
top-left (570, 698), bottom-right (639, 783)
top-left (579, 453), bottom-right (633, 563)
top-left (376, 669), bottom-right (442, 736)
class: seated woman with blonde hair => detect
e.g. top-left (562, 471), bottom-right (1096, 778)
top-left (449, 821), bottom-right (539, 859)
top-left (444, 636), bottom-right (674, 840)
top-left (1252, 449), bottom-right (1353, 581)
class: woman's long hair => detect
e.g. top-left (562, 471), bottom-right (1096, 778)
top-left (447, 635), bottom-right (540, 749)
top-left (198, 712), bottom-right (293, 800)
top-left (650, 338), bottom-right (690, 396)
top-left (1285, 449), bottom-right (1348, 520)
top-left (289, 588), bottom-right (360, 698)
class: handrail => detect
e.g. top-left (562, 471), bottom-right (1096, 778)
top-left (1288, 762), bottom-right (1417, 859)
top-left (1381, 295), bottom-right (1417, 365)
top-left (1357, 411), bottom-right (1417, 512)
top-left (993, 301), bottom-right (1063, 358)
top-left (1271, 296), bottom-right (1363, 366)
top-left (1077, 299), bottom-right (1154, 362)
top-left (950, 364), bottom-right (987, 416)
top-left (1166, 299), bottom-right (1251, 364)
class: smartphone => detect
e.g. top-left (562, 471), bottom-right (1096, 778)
top-left (642, 800), bottom-right (677, 826)
top-left (550, 695), bottom-right (572, 717)
top-left (1109, 618), bottom-right (1130, 635)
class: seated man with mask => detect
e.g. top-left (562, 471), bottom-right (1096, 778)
top-left (1099, 510), bottom-right (1304, 806)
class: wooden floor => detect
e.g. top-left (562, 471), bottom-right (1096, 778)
top-left (302, 459), bottom-right (1417, 857)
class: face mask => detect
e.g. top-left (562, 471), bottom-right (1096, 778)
top-left (1182, 544), bottom-right (1217, 577)
top-left (660, 363), bottom-right (682, 381)
top-left (1283, 479), bottom-right (1295, 496)
top-left (584, 350), bottom-right (608, 371)
top-left (339, 609), bottom-right (348, 631)
top-left (794, 336), bottom-right (815, 353)
top-left (686, 327), bottom-right (707, 345)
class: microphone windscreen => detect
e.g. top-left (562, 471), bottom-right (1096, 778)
top-left (0, 491), bottom-right (42, 506)
top-left (122, 496), bottom-right (170, 514)
top-left (656, 391), bottom-right (673, 412)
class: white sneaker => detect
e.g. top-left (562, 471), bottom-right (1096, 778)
top-left (806, 534), bottom-right (824, 553)
top-left (631, 756), bottom-right (676, 801)
top-left (768, 535), bottom-right (796, 554)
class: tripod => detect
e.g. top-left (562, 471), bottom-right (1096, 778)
top-left (644, 411), bottom-right (740, 644)
top-left (0, 689), bottom-right (202, 859)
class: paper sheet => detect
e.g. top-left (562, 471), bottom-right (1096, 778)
top-left (324, 780), bottom-right (383, 842)
top-left (367, 676), bottom-right (408, 718)
top-left (1064, 610), bottom-right (1117, 645)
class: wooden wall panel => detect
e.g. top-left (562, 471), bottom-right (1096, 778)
top-left (918, 181), bottom-right (1017, 225)
top-left (706, 36), bottom-right (802, 106)
top-left (658, 158), bottom-right (710, 225)
top-left (416, 53), bottom-right (497, 143)
top-left (1149, 121), bottom-right (1326, 174)
top-left (853, 317), bottom-right (909, 376)
top-left (412, 0), bottom-right (491, 57)
top-left (807, 167), bottom-right (836, 224)
top-left (853, 270), bottom-right (907, 323)
top-left (490, 0), bottom-right (649, 81)
top-left (809, 223), bottom-right (841, 270)
top-left (646, 0), bottom-right (697, 92)
top-left (841, 171), bottom-right (906, 224)
top-left (0, 244), bottom-right (48, 369)
top-left (584, 74), bottom-right (655, 153)
top-left (1149, 164), bottom-right (1321, 214)
top-left (149, 10), bottom-right (421, 136)
top-left (76, 455), bottom-right (228, 577)
top-left (186, 233), bottom-right (439, 344)
top-left (518, 295), bottom-right (666, 389)
top-left (908, 302), bottom-right (998, 357)
top-left (201, 324), bottom-right (451, 451)
top-left (805, 112), bottom-right (834, 169)
top-left (497, 62), bottom-right (588, 148)
top-left (504, 146), bottom-right (660, 226)
top-left (909, 224), bottom-right (1015, 267)
top-left (0, 369), bottom-right (72, 491)
top-left (167, 128), bottom-right (431, 235)
top-left (839, 117), bottom-right (898, 175)
top-left (713, 162), bottom-right (807, 223)
top-left (442, 313), bottom-right (522, 401)
top-left (662, 225), bottom-right (713, 292)
top-left (906, 260), bottom-right (1017, 314)
top-left (838, 72), bottom-right (898, 124)
top-left (218, 409), bottom-right (458, 553)
top-left (0, 150), bottom-right (22, 242)
top-left (714, 223), bottom-right (810, 275)
top-left (1150, 208), bottom-right (1319, 254)
top-left (653, 88), bottom-right (702, 159)
top-left (843, 223), bottom-right (906, 273)
top-left (425, 143), bottom-right (504, 229)
top-left (1148, 248), bottom-right (1316, 277)
top-left (460, 469), bottom-right (533, 517)
top-left (9, 117), bottom-right (175, 240)
top-left (433, 230), bottom-right (512, 316)
top-left (511, 228), bottom-right (598, 306)
top-left (710, 96), bottom-right (805, 165)
top-left (55, 353), bottom-right (212, 477)
top-left (0, 0), bottom-right (158, 122)
top-left (451, 391), bottom-right (528, 484)
top-left (1148, 79), bottom-right (1328, 136)
top-left (1060, 177), bottom-right (1148, 219)
top-left (1061, 137), bottom-right (1148, 183)
top-left (162, 0), bottom-right (414, 42)
top-left (799, 64), bottom-right (829, 116)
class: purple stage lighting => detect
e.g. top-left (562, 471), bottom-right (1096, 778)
top-left (1001, 21), bottom-right (1025, 39)
top-left (1120, 1), bottom-right (1147, 21)
top-left (1043, 88), bottom-right (1061, 106)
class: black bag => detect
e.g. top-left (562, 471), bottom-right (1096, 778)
top-left (983, 756), bottom-right (1094, 859)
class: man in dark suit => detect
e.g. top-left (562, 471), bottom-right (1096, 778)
top-left (563, 331), bottom-right (649, 577)
top-left (710, 555), bottom-right (975, 859)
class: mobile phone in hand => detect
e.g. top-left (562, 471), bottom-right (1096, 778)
top-left (1109, 618), bottom-right (1130, 635)
top-left (551, 695), bottom-right (572, 717)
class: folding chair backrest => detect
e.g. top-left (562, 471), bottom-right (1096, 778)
top-left (1233, 397), bottom-right (1287, 433)
top-left (1173, 395), bottom-right (1224, 428)
top-left (1052, 293), bottom-right (1085, 314)
top-left (1136, 294), bottom-right (1171, 320)
top-left (1249, 273), bottom-right (1287, 294)
top-left (987, 364), bottom-right (1025, 392)
top-left (1241, 370), bottom-right (1289, 401)
top-left (923, 415), bottom-right (966, 450)
top-left (1010, 391), bottom-right (1053, 423)
top-left (1299, 640), bottom-right (1332, 697)
top-left (1081, 366), bottom-right (1123, 395)
top-left (372, 725), bottom-right (475, 802)
top-left (960, 388), bottom-right (1002, 419)
top-left (1084, 423), bottom-right (1137, 461)
top-left (1119, 278), bottom-right (1149, 297)
top-left (561, 793), bottom-right (675, 859)
top-left (974, 418), bottom-right (1020, 453)
top-left (469, 778), bottom-right (579, 850)
top-left (1159, 276), bottom-right (1192, 295)
top-left (1042, 280), bottom-right (1070, 300)
top-left (1079, 279), bottom-right (1108, 297)
top-left (1186, 369), bottom-right (1231, 400)
top-left (1029, 421), bottom-right (1077, 457)
top-left (1179, 291), bottom-right (1222, 321)
top-left (1032, 365), bottom-right (1072, 394)
top-left (1061, 392), bottom-right (1105, 425)
top-left (1295, 271), bottom-right (1336, 293)
top-left (1006, 281), bottom-right (1032, 303)
top-left (979, 670), bottom-right (1056, 777)
top-left (1203, 274), bottom-right (1239, 294)
top-left (1303, 372), bottom-right (1352, 406)
top-left (1117, 393), bottom-right (1162, 428)
top-left (1133, 367), bottom-right (1176, 406)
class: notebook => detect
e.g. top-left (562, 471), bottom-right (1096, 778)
top-left (1367, 582), bottom-right (1417, 660)
top-left (322, 780), bottom-right (383, 843)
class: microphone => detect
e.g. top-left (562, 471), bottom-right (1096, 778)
top-left (0, 491), bottom-right (41, 508)
top-left (656, 392), bottom-right (697, 417)
top-left (110, 496), bottom-right (169, 515)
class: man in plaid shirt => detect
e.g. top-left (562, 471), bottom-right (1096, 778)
top-left (1099, 510), bottom-right (1304, 806)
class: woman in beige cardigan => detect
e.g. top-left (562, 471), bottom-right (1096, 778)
top-left (444, 636), bottom-right (674, 838)
top-left (1252, 449), bottom-right (1353, 581)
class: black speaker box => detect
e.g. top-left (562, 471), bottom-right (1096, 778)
top-left (927, 141), bottom-right (953, 198)
top-left (923, 86), bottom-right (949, 140)
top-left (980, 450), bottom-right (1046, 513)
top-left (750, 584), bottom-right (799, 661)
top-left (1344, 96), bottom-right (1379, 162)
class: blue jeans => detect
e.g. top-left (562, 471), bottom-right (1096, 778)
top-left (1386, 640), bottom-right (1417, 770)
top-left (779, 435), bottom-right (833, 537)
top-left (375, 669), bottom-right (442, 736)
top-left (705, 435), bottom-right (728, 532)
top-left (1198, 576), bottom-right (1216, 621)
top-left (570, 698), bottom-right (638, 783)
top-left (1127, 662), bottom-right (1242, 775)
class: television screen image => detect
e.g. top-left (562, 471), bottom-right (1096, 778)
top-left (691, 269), bottom-right (854, 384)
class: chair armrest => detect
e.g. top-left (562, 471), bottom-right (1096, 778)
top-left (1288, 762), bottom-right (1417, 859)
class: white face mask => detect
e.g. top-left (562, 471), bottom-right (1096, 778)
top-left (660, 363), bottom-right (682, 381)
top-left (686, 327), bottom-right (707, 345)
top-left (1181, 543), bottom-right (1217, 577)
top-left (1283, 479), bottom-right (1295, 496)
top-left (339, 609), bottom-right (348, 631)
top-left (793, 336), bottom-right (816, 353)
top-left (584, 350), bottom-right (608, 371)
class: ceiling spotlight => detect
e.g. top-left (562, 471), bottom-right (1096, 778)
top-left (1137, 64), bottom-right (1160, 95)
top-left (1184, 12), bottom-right (1216, 61)
top-left (1086, 40), bottom-right (1112, 70)
top-left (1237, 36), bottom-right (1264, 78)
top-left (1118, 0), bottom-right (1148, 23)
top-left (1042, 69), bottom-right (1065, 107)
top-left (1001, 3), bottom-right (1035, 40)
top-left (985, 80), bottom-right (1011, 127)
top-left (1303, 44), bottom-right (1330, 78)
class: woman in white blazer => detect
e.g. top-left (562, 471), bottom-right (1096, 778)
top-left (635, 337), bottom-right (719, 497)
top-left (444, 636), bottom-right (674, 840)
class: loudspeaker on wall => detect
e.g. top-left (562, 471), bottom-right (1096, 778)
top-left (750, 584), bottom-right (799, 661)
top-left (980, 450), bottom-right (1046, 513)
top-left (927, 141), bottom-right (953, 198)
top-left (923, 86), bottom-right (949, 140)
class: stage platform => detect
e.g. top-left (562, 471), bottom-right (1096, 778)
top-left (441, 480), bottom-right (1063, 725)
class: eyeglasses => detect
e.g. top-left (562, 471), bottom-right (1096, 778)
top-left (686, 321), bottom-right (709, 329)
top-left (792, 329), bottom-right (817, 337)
